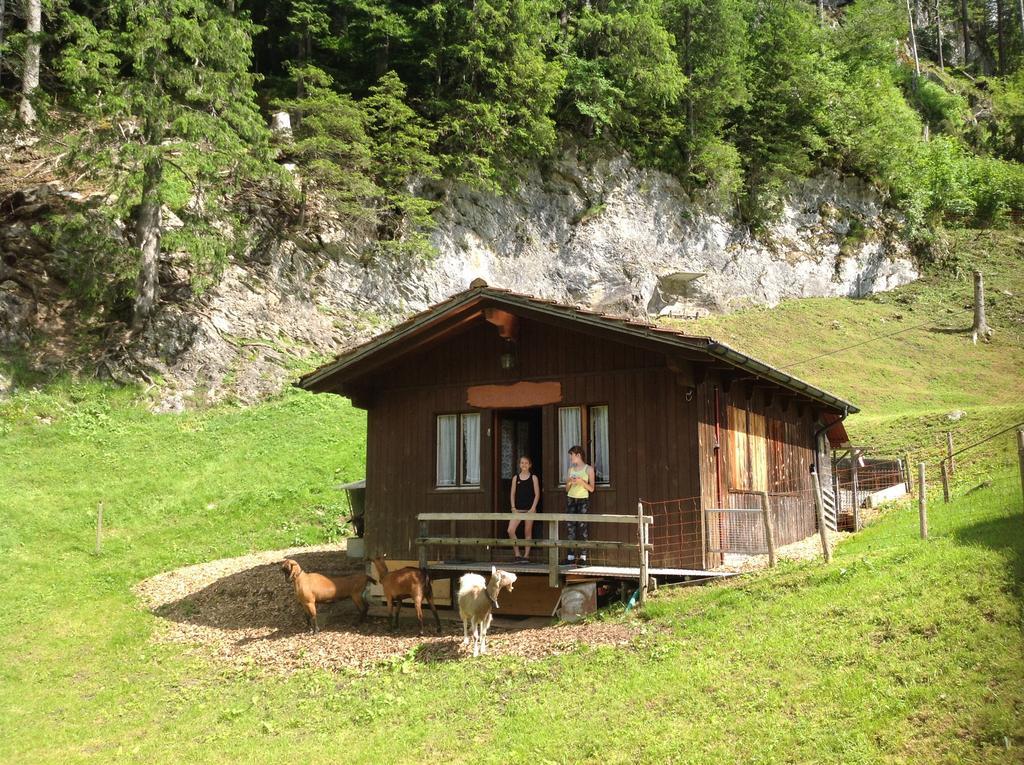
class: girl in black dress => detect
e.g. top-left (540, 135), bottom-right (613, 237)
top-left (508, 456), bottom-right (540, 563)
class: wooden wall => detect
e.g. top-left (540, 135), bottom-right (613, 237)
top-left (360, 317), bottom-right (703, 568)
top-left (696, 376), bottom-right (820, 553)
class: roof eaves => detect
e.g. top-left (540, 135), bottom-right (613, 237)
top-left (706, 341), bottom-right (859, 414)
top-left (297, 286), bottom-right (490, 389)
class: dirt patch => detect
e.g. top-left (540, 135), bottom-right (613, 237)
top-left (135, 543), bottom-right (642, 673)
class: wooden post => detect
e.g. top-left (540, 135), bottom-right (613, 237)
top-left (698, 499), bottom-right (707, 570)
top-left (638, 501), bottom-right (649, 604)
top-left (1017, 430), bottom-right (1024, 514)
top-left (418, 519), bottom-right (428, 570)
top-left (946, 431), bottom-right (955, 474)
top-left (918, 462), bottom-right (928, 539)
top-left (851, 450), bottom-right (861, 531)
top-left (971, 270), bottom-right (993, 344)
top-left (941, 460), bottom-right (950, 503)
top-left (832, 460), bottom-right (842, 513)
top-left (95, 502), bottom-right (103, 555)
top-left (904, 452), bottom-right (913, 496)
top-left (548, 514), bottom-right (559, 588)
top-left (757, 491), bottom-right (777, 567)
top-left (811, 472), bottom-right (833, 563)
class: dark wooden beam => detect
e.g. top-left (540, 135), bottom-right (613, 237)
top-left (692, 363), bottom-right (708, 387)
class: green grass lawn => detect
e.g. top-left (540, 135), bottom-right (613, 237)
top-left (0, 387), bottom-right (1021, 764)
top-left (1, 227), bottom-right (1022, 763)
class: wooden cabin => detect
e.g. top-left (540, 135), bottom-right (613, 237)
top-left (299, 283), bottom-right (856, 614)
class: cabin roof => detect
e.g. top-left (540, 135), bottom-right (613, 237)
top-left (298, 284), bottom-right (859, 415)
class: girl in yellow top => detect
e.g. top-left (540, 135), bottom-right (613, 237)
top-left (565, 445), bottom-right (595, 565)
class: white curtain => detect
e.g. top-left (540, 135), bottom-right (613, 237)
top-left (436, 414), bottom-right (457, 486)
top-left (590, 405), bottom-right (609, 484)
top-left (461, 413), bottom-right (481, 485)
top-left (558, 406), bottom-right (582, 482)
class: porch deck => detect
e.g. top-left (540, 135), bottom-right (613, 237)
top-left (426, 560), bottom-right (734, 582)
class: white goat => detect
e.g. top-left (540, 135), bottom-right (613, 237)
top-left (458, 566), bottom-right (517, 657)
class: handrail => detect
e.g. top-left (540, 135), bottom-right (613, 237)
top-left (415, 503), bottom-right (654, 596)
top-left (416, 511), bottom-right (652, 524)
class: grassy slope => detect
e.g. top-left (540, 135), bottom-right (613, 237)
top-left (1, 229), bottom-right (1022, 764)
top-left (675, 227), bottom-right (1024, 484)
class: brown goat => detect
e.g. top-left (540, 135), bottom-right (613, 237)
top-left (280, 558), bottom-right (374, 634)
top-left (371, 556), bottom-right (442, 635)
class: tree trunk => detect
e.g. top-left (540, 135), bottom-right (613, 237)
top-left (683, 4), bottom-right (693, 176)
top-left (1019, 0), bottom-right (1024, 39)
top-left (0, 0), bottom-right (7, 90)
top-left (374, 36), bottom-right (390, 78)
top-left (936, 0), bottom-right (944, 70)
top-left (817, 0), bottom-right (824, 22)
top-left (960, 0), bottom-right (970, 63)
top-left (971, 269), bottom-right (993, 344)
top-left (18, 0), bottom-right (41, 125)
top-left (906, 0), bottom-right (921, 81)
top-left (132, 154), bottom-right (163, 332)
top-left (995, 0), bottom-right (1005, 74)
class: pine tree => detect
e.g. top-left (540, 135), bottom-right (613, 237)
top-left (361, 70), bottom-right (440, 247)
top-left (665, 0), bottom-right (749, 194)
top-left (57, 0), bottom-right (272, 329)
top-left (277, 63), bottom-right (379, 226)
top-left (417, 0), bottom-right (565, 188)
top-left (558, 0), bottom-right (687, 154)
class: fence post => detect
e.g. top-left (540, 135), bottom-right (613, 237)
top-left (548, 514), bottom-right (560, 588)
top-left (698, 499), bottom-right (707, 570)
top-left (418, 518), bottom-right (428, 570)
top-left (946, 431), bottom-right (955, 475)
top-left (638, 501), bottom-right (649, 604)
top-left (95, 501), bottom-right (104, 555)
top-left (851, 451), bottom-right (861, 531)
top-left (940, 460), bottom-right (950, 504)
top-left (811, 472), bottom-right (833, 564)
top-left (1017, 430), bottom-right (1024, 514)
top-left (757, 491), bottom-right (777, 567)
top-left (904, 452), bottom-right (913, 496)
top-left (918, 462), bottom-right (928, 539)
top-left (832, 462), bottom-right (842, 516)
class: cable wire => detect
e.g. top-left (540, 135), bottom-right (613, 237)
top-left (780, 320), bottom-right (936, 369)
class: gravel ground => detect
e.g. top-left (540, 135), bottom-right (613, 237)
top-left (134, 543), bottom-right (642, 673)
top-left (714, 529), bottom-right (849, 573)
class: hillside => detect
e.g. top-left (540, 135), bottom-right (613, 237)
top-left (677, 227), bottom-right (1024, 481)
top-left (2, 0), bottom-right (1024, 405)
top-left (1, 235), bottom-right (1022, 763)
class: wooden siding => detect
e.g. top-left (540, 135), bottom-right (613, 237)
top-left (697, 376), bottom-right (820, 553)
top-left (361, 317), bottom-right (703, 568)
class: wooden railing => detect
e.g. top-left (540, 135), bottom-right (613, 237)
top-left (415, 504), bottom-right (654, 601)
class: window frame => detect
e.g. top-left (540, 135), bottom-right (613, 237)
top-left (588, 403), bottom-right (611, 487)
top-left (557, 403), bottom-right (612, 488)
top-left (434, 411), bottom-right (482, 490)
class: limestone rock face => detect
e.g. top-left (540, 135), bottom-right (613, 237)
top-left (0, 151), bottom-right (918, 406)
top-left (423, 154), bottom-right (916, 318)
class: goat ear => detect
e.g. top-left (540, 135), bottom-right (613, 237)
top-left (491, 565), bottom-right (496, 576)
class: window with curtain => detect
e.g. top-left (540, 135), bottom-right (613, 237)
top-left (558, 406), bottom-right (581, 483)
top-left (436, 414), bottom-right (457, 487)
top-left (589, 405), bottom-right (610, 485)
top-left (461, 413), bottom-right (481, 485)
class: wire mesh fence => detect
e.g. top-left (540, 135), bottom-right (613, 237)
top-left (641, 497), bottom-right (704, 569)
